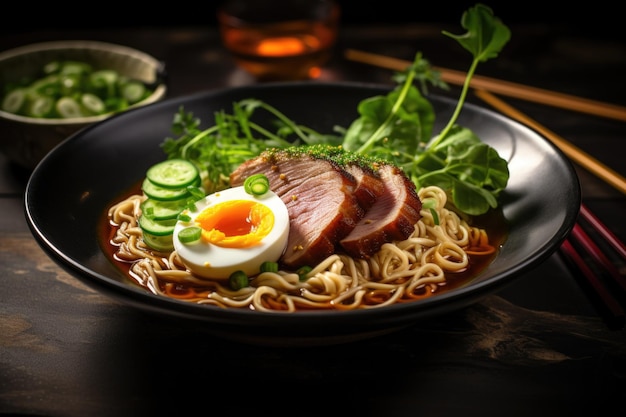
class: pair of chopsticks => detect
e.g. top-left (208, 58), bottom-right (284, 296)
top-left (345, 49), bottom-right (626, 123)
top-left (560, 207), bottom-right (626, 328)
top-left (478, 92), bottom-right (626, 329)
top-left (345, 49), bottom-right (626, 328)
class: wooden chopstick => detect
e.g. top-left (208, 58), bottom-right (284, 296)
top-left (344, 49), bottom-right (626, 123)
top-left (474, 89), bottom-right (626, 196)
top-left (345, 48), bottom-right (626, 193)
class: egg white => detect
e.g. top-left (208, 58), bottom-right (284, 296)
top-left (173, 186), bottom-right (290, 280)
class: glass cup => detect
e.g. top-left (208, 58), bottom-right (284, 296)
top-left (217, 0), bottom-right (340, 81)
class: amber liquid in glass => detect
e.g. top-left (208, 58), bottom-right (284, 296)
top-left (218, 1), bottom-right (340, 81)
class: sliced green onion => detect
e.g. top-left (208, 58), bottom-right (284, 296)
top-left (228, 270), bottom-right (249, 290)
top-left (187, 185), bottom-right (205, 201)
top-left (2, 89), bottom-right (27, 114)
top-left (177, 213), bottom-right (192, 223)
top-left (81, 93), bottom-right (106, 115)
top-left (26, 95), bottom-right (54, 118)
top-left (60, 61), bottom-right (92, 76)
top-left (260, 261), bottom-right (279, 273)
top-left (90, 69), bottom-right (118, 97)
top-left (429, 207), bottom-right (440, 226)
top-left (243, 174), bottom-right (270, 196)
top-left (178, 226), bottom-right (202, 244)
top-left (421, 198), bottom-right (440, 226)
top-left (43, 61), bottom-right (61, 74)
top-left (55, 96), bottom-right (83, 118)
top-left (296, 265), bottom-right (312, 282)
top-left (184, 201), bottom-right (198, 212)
top-left (121, 81), bottom-right (146, 104)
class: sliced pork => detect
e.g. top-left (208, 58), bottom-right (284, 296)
top-left (230, 148), bottom-right (365, 268)
top-left (339, 164), bottom-right (422, 259)
top-left (343, 163), bottom-right (385, 211)
top-left (230, 145), bottom-right (422, 268)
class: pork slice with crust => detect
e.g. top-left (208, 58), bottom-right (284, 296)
top-left (343, 163), bottom-right (385, 211)
top-left (339, 163), bottom-right (422, 259)
top-left (230, 149), bottom-right (364, 268)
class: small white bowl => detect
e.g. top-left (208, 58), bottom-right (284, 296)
top-left (0, 40), bottom-right (167, 169)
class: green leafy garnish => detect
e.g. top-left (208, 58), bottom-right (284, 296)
top-left (160, 100), bottom-right (332, 194)
top-left (161, 3), bottom-right (511, 216)
top-left (342, 3), bottom-right (511, 215)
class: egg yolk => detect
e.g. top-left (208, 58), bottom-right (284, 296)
top-left (195, 200), bottom-right (274, 248)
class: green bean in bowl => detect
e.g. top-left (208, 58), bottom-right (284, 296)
top-left (0, 40), bottom-right (167, 169)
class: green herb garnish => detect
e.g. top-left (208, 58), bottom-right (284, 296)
top-left (161, 3), bottom-right (511, 216)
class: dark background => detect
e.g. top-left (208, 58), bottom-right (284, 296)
top-left (1, 0), bottom-right (622, 38)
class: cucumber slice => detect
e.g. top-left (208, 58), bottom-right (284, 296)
top-left (142, 231), bottom-right (174, 252)
top-left (141, 197), bottom-right (188, 220)
top-left (138, 214), bottom-right (176, 236)
top-left (146, 159), bottom-right (199, 190)
top-left (141, 178), bottom-right (190, 201)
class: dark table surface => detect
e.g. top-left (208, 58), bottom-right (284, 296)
top-left (2, 17), bottom-right (626, 417)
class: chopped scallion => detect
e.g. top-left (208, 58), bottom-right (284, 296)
top-left (429, 208), bottom-right (440, 226)
top-left (177, 213), bottom-right (192, 222)
top-left (187, 185), bottom-right (205, 201)
top-left (243, 173), bottom-right (270, 196)
top-left (178, 226), bottom-right (202, 244)
top-left (260, 261), bottom-right (279, 273)
top-left (296, 265), bottom-right (312, 282)
top-left (228, 270), bottom-right (249, 290)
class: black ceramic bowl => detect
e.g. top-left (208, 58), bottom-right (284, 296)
top-left (24, 82), bottom-right (580, 346)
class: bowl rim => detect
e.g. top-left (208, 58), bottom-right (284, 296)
top-left (0, 40), bottom-right (167, 125)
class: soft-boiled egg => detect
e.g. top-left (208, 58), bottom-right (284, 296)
top-left (173, 186), bottom-right (290, 280)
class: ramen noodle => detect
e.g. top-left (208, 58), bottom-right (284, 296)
top-left (106, 185), bottom-right (496, 311)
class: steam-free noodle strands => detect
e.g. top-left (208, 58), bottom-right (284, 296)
top-left (106, 185), bottom-right (497, 311)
